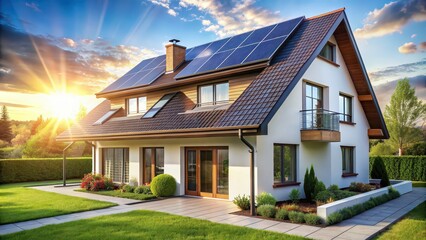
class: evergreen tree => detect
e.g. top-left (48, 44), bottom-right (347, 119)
top-left (0, 105), bottom-right (13, 143)
top-left (384, 79), bottom-right (425, 156)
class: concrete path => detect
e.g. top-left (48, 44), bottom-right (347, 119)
top-left (1, 186), bottom-right (425, 240)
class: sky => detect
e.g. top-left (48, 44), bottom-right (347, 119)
top-left (0, 0), bottom-right (425, 121)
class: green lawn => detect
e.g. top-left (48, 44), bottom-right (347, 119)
top-left (0, 181), bottom-right (117, 224)
top-left (3, 210), bottom-right (307, 240)
top-left (412, 181), bottom-right (426, 188)
top-left (374, 201), bottom-right (426, 240)
top-left (75, 188), bottom-right (157, 201)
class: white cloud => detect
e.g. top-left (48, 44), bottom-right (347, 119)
top-left (146, 0), bottom-right (177, 16)
top-left (411, 34), bottom-right (417, 38)
top-left (398, 42), bottom-right (417, 54)
top-left (61, 38), bottom-right (77, 48)
top-left (355, 0), bottom-right (426, 39)
top-left (179, 0), bottom-right (281, 37)
top-left (167, 9), bottom-right (177, 16)
top-left (201, 19), bottom-right (211, 26)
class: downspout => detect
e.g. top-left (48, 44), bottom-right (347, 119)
top-left (85, 141), bottom-right (96, 174)
top-left (238, 129), bottom-right (256, 216)
top-left (63, 141), bottom-right (75, 186)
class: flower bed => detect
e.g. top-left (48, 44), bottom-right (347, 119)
top-left (317, 180), bottom-right (411, 220)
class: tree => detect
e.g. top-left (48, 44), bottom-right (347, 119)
top-left (384, 79), bottom-right (425, 156)
top-left (369, 142), bottom-right (395, 156)
top-left (370, 156), bottom-right (390, 187)
top-left (0, 105), bottom-right (13, 143)
top-left (31, 115), bottom-right (44, 135)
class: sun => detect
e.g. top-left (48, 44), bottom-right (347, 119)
top-left (47, 92), bottom-right (81, 120)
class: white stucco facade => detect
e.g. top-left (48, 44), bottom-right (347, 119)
top-left (92, 35), bottom-right (372, 201)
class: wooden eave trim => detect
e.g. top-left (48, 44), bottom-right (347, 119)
top-left (96, 62), bottom-right (267, 99)
top-left (358, 95), bottom-right (373, 101)
top-left (368, 129), bottom-right (384, 138)
top-left (56, 125), bottom-right (259, 142)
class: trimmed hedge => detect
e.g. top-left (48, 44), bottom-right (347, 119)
top-left (369, 156), bottom-right (426, 181)
top-left (0, 157), bottom-right (91, 183)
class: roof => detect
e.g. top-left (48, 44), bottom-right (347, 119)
top-left (57, 9), bottom-right (388, 141)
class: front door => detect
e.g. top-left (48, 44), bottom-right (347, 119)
top-left (185, 147), bottom-right (229, 199)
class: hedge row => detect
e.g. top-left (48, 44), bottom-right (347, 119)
top-left (369, 156), bottom-right (426, 181)
top-left (0, 157), bottom-right (91, 183)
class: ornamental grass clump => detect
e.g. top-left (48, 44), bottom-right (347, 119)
top-left (304, 214), bottom-right (322, 225)
top-left (289, 189), bottom-right (300, 203)
top-left (256, 192), bottom-right (276, 207)
top-left (275, 208), bottom-right (289, 220)
top-left (233, 194), bottom-right (250, 210)
top-left (288, 211), bottom-right (305, 223)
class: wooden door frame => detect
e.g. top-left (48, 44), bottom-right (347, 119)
top-left (184, 146), bottom-right (228, 199)
top-left (140, 147), bottom-right (164, 185)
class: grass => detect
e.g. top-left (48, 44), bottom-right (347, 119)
top-left (412, 181), bottom-right (426, 188)
top-left (0, 181), bottom-right (117, 224)
top-left (374, 201), bottom-right (426, 240)
top-left (75, 188), bottom-right (157, 201)
top-left (2, 210), bottom-right (308, 240)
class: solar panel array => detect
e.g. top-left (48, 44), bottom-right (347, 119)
top-left (100, 16), bottom-right (304, 93)
top-left (175, 16), bottom-right (304, 79)
top-left (100, 55), bottom-right (166, 93)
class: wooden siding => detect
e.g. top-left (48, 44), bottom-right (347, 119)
top-left (108, 73), bottom-right (257, 114)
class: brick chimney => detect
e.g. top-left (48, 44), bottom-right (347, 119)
top-left (165, 39), bottom-right (186, 73)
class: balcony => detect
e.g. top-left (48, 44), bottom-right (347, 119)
top-left (300, 109), bottom-right (341, 142)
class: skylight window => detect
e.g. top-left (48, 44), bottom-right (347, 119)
top-left (142, 93), bottom-right (176, 119)
top-left (93, 109), bottom-right (120, 125)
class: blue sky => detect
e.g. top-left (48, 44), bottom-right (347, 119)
top-left (0, 0), bottom-right (425, 120)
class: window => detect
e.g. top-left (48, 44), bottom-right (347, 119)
top-left (127, 96), bottom-right (147, 115)
top-left (319, 42), bottom-right (335, 62)
top-left (274, 144), bottom-right (297, 184)
top-left (305, 83), bottom-right (323, 110)
top-left (341, 146), bottom-right (354, 174)
top-left (339, 94), bottom-right (352, 122)
top-left (198, 82), bottom-right (229, 106)
top-left (102, 148), bottom-right (129, 183)
top-left (141, 147), bottom-right (164, 184)
top-left (142, 93), bottom-right (175, 118)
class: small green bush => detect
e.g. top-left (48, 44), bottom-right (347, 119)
top-left (327, 212), bottom-right (343, 225)
top-left (370, 156), bottom-right (391, 187)
top-left (123, 184), bottom-right (135, 193)
top-left (315, 190), bottom-right (336, 204)
top-left (304, 165), bottom-right (317, 202)
top-left (134, 185), bottom-right (151, 194)
top-left (233, 194), bottom-right (250, 210)
top-left (275, 208), bottom-right (289, 220)
top-left (257, 204), bottom-right (276, 218)
top-left (289, 189), bottom-right (300, 203)
top-left (314, 181), bottom-right (326, 199)
top-left (388, 187), bottom-right (400, 199)
top-left (349, 182), bottom-right (374, 193)
top-left (363, 200), bottom-right (376, 210)
top-left (150, 174), bottom-right (176, 197)
top-left (328, 184), bottom-right (339, 191)
top-left (351, 204), bottom-right (365, 214)
top-left (304, 214), bottom-right (322, 225)
top-left (288, 211), bottom-right (305, 223)
top-left (334, 190), bottom-right (356, 200)
top-left (256, 192), bottom-right (276, 206)
top-left (340, 208), bottom-right (354, 220)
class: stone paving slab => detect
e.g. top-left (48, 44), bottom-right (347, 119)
top-left (1, 185), bottom-right (424, 240)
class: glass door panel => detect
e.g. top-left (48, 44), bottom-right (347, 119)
top-left (143, 148), bottom-right (152, 184)
top-left (186, 150), bottom-right (197, 192)
top-left (200, 150), bottom-right (213, 193)
top-left (217, 149), bottom-right (229, 195)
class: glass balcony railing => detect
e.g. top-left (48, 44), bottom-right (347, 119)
top-left (300, 109), bottom-right (340, 131)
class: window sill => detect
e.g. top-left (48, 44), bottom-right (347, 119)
top-left (317, 56), bottom-right (340, 67)
top-left (342, 173), bottom-right (358, 178)
top-left (273, 182), bottom-right (301, 188)
top-left (340, 121), bottom-right (356, 126)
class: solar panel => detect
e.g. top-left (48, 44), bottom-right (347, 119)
top-left (175, 16), bottom-right (304, 79)
top-left (142, 93), bottom-right (176, 118)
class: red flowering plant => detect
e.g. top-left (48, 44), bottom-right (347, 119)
top-left (80, 173), bottom-right (114, 191)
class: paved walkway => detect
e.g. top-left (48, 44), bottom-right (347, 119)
top-left (1, 186), bottom-right (425, 240)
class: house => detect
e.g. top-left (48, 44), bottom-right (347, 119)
top-left (57, 9), bottom-right (388, 203)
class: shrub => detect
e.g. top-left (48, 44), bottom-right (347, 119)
top-left (349, 182), bottom-right (374, 193)
top-left (288, 211), bottom-right (305, 223)
top-left (80, 173), bottom-right (113, 191)
top-left (314, 181), bottom-right (326, 199)
top-left (256, 192), bottom-right (276, 207)
top-left (370, 156), bottom-right (391, 187)
top-left (289, 189), bottom-right (300, 203)
top-left (275, 208), bottom-right (289, 220)
top-left (233, 194), bottom-right (250, 210)
top-left (304, 214), bottom-right (322, 225)
top-left (328, 184), bottom-right (339, 191)
top-left (0, 157), bottom-right (91, 183)
top-left (334, 190), bottom-right (356, 200)
top-left (315, 190), bottom-right (336, 204)
top-left (388, 187), bottom-right (400, 199)
top-left (340, 208), bottom-right (354, 220)
top-left (134, 185), bottom-right (151, 195)
top-left (150, 174), bottom-right (176, 197)
top-left (405, 142), bottom-right (426, 155)
top-left (303, 165), bottom-right (317, 202)
top-left (284, 204), bottom-right (300, 211)
top-left (363, 200), bottom-right (376, 210)
top-left (123, 184), bottom-right (135, 193)
top-left (257, 204), bottom-right (276, 218)
top-left (327, 212), bottom-right (343, 225)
